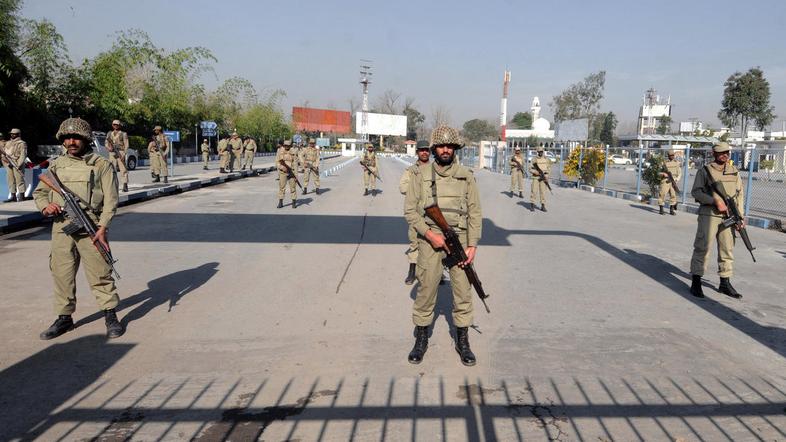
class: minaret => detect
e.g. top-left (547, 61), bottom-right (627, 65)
top-left (531, 97), bottom-right (541, 121)
top-left (499, 70), bottom-right (511, 141)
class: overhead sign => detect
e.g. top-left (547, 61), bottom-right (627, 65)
top-left (293, 134), bottom-right (303, 144)
top-left (164, 130), bottom-right (180, 142)
top-left (355, 112), bottom-right (407, 136)
top-left (316, 137), bottom-right (330, 147)
top-left (202, 128), bottom-right (217, 137)
top-left (200, 121), bottom-right (217, 130)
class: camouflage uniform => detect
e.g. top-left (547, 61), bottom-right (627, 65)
top-left (658, 153), bottom-right (682, 214)
top-left (302, 139), bottom-right (320, 192)
top-left (148, 135), bottom-right (169, 180)
top-left (242, 137), bottom-right (257, 170)
top-left (106, 122), bottom-right (129, 189)
top-left (229, 133), bottom-right (243, 171)
top-left (2, 129), bottom-right (27, 200)
top-left (217, 138), bottom-right (230, 172)
top-left (509, 149), bottom-right (525, 195)
top-left (360, 146), bottom-right (378, 193)
top-left (276, 141), bottom-right (298, 207)
top-left (201, 140), bottom-right (210, 169)
top-left (529, 147), bottom-right (550, 210)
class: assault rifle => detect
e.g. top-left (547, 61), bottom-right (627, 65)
top-left (423, 204), bottom-right (491, 313)
top-left (704, 165), bottom-right (756, 262)
top-left (0, 149), bottom-right (21, 170)
top-left (39, 171), bottom-right (121, 279)
top-left (279, 159), bottom-right (303, 189)
top-left (511, 158), bottom-right (524, 172)
top-left (360, 159), bottom-right (382, 181)
top-left (531, 160), bottom-right (554, 194)
top-left (662, 164), bottom-right (681, 194)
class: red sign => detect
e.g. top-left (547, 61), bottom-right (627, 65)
top-left (292, 107), bottom-right (351, 133)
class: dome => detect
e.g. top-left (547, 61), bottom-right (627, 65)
top-left (532, 117), bottom-right (551, 132)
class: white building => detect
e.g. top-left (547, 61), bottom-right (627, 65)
top-left (638, 88), bottom-right (672, 135)
top-left (505, 97), bottom-right (555, 141)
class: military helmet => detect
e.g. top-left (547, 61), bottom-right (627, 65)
top-left (429, 125), bottom-right (463, 148)
top-left (283, 139), bottom-right (292, 146)
top-left (713, 142), bottom-right (730, 153)
top-left (56, 118), bottom-right (93, 141)
top-left (308, 138), bottom-right (316, 144)
top-left (536, 146), bottom-right (544, 152)
top-left (365, 143), bottom-right (374, 149)
top-left (514, 146), bottom-right (521, 151)
top-left (153, 125), bottom-right (162, 131)
top-left (10, 128), bottom-right (21, 135)
top-left (112, 119), bottom-right (121, 126)
top-left (667, 150), bottom-right (676, 156)
top-left (231, 131), bottom-right (239, 136)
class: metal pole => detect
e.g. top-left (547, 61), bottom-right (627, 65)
top-left (744, 146), bottom-right (755, 216)
top-left (525, 144), bottom-right (530, 179)
top-left (578, 145), bottom-right (584, 187)
top-left (559, 143), bottom-right (564, 182)
top-left (169, 136), bottom-right (174, 177)
top-left (681, 144), bottom-right (690, 205)
top-left (195, 124), bottom-right (198, 162)
top-left (635, 141), bottom-right (643, 198)
top-left (603, 144), bottom-right (609, 189)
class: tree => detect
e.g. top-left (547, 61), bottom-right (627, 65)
top-left (402, 97), bottom-right (425, 140)
top-left (510, 111), bottom-right (532, 129)
top-left (718, 68), bottom-right (775, 145)
top-left (642, 154), bottom-right (666, 198)
top-left (430, 105), bottom-right (451, 129)
top-left (656, 115), bottom-right (673, 135)
top-left (462, 119), bottom-right (498, 142)
top-left (562, 146), bottom-right (606, 186)
top-left (599, 111), bottom-right (617, 145)
top-left (0, 0), bottom-right (28, 119)
top-left (17, 18), bottom-right (69, 103)
top-left (374, 89), bottom-right (401, 114)
top-left (550, 71), bottom-right (606, 123)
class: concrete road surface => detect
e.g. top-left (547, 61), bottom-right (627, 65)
top-left (1, 156), bottom-right (786, 441)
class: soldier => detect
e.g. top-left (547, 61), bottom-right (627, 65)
top-left (34, 118), bottom-right (124, 340)
top-left (2, 128), bottom-right (28, 202)
top-left (241, 135), bottom-right (257, 170)
top-left (360, 143), bottom-right (378, 196)
top-left (217, 136), bottom-right (229, 173)
top-left (302, 138), bottom-right (321, 195)
top-left (229, 132), bottom-right (243, 171)
top-left (150, 126), bottom-right (169, 183)
top-left (509, 146), bottom-right (525, 198)
top-left (659, 150), bottom-right (682, 215)
top-left (399, 144), bottom-right (433, 285)
top-left (201, 138), bottom-right (210, 170)
top-left (529, 144), bottom-right (550, 212)
top-left (404, 125), bottom-right (482, 366)
top-left (689, 142), bottom-right (744, 299)
top-left (107, 120), bottom-right (129, 192)
top-left (276, 140), bottom-right (298, 208)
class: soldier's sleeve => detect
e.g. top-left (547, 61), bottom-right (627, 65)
top-left (404, 170), bottom-right (429, 236)
top-left (735, 172), bottom-right (744, 210)
top-left (691, 168), bottom-right (715, 205)
top-left (33, 162), bottom-right (55, 212)
top-left (398, 169), bottom-right (410, 194)
top-left (674, 163), bottom-right (681, 181)
top-left (465, 173), bottom-right (482, 247)
top-left (315, 149), bottom-right (320, 167)
top-left (529, 159), bottom-right (537, 174)
top-left (122, 132), bottom-right (129, 150)
top-left (147, 142), bottom-right (154, 154)
top-left (18, 141), bottom-right (27, 163)
top-left (97, 161), bottom-right (119, 228)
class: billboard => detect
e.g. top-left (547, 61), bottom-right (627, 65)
top-left (292, 107), bottom-right (351, 133)
top-left (356, 112), bottom-right (407, 136)
top-left (554, 118), bottom-right (589, 142)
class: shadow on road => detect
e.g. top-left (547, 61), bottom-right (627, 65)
top-left (629, 203), bottom-right (662, 214)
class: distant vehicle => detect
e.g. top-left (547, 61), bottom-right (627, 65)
top-left (526, 150), bottom-right (558, 163)
top-left (92, 131), bottom-right (139, 170)
top-left (609, 154), bottom-right (632, 165)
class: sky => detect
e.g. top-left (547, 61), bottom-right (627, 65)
top-left (20, 0), bottom-right (786, 131)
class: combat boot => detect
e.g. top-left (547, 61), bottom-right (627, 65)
top-left (404, 263), bottom-right (416, 285)
top-left (203, 166), bottom-right (208, 170)
top-left (303, 187), bottom-right (308, 195)
top-left (104, 309), bottom-right (125, 338)
top-left (509, 191), bottom-right (513, 198)
top-left (541, 203), bottom-right (547, 212)
top-left (408, 326), bottom-right (429, 364)
top-left (719, 277), bottom-right (742, 299)
top-left (670, 204), bottom-right (677, 215)
top-left (315, 188), bottom-right (320, 195)
top-left (364, 189), bottom-right (369, 196)
top-left (277, 199), bottom-right (283, 209)
top-left (241, 166), bottom-right (246, 171)
top-left (529, 203), bottom-right (535, 212)
top-left (39, 315), bottom-right (74, 340)
top-left (153, 175), bottom-right (160, 183)
top-left (519, 191), bottom-right (523, 198)
top-left (455, 327), bottom-right (476, 366)
top-left (659, 205), bottom-right (665, 215)
top-left (690, 274), bottom-right (705, 298)
top-left (163, 176), bottom-right (168, 184)
top-left (122, 183), bottom-right (128, 192)
top-left (3, 194), bottom-right (17, 203)
top-left (292, 199), bottom-right (297, 209)
top-left (219, 168), bottom-right (226, 173)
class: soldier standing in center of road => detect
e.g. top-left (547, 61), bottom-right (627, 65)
top-left (149, 126), bottom-right (169, 183)
top-left (2, 128), bottom-right (28, 202)
top-left (360, 143), bottom-right (378, 196)
top-left (405, 125), bottom-right (482, 366)
top-left (302, 138), bottom-right (321, 195)
top-left (34, 118), bottom-right (124, 340)
top-left (217, 136), bottom-right (229, 173)
top-left (689, 142), bottom-right (744, 299)
top-left (201, 138), bottom-right (210, 170)
top-left (276, 140), bottom-right (298, 209)
top-left (529, 144), bottom-right (550, 212)
top-left (241, 135), bottom-right (257, 170)
top-left (509, 146), bottom-right (525, 198)
top-left (107, 119), bottom-right (129, 192)
top-left (229, 132), bottom-right (243, 172)
top-left (658, 150), bottom-right (682, 215)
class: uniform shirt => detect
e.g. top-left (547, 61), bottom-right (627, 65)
top-left (691, 161), bottom-right (744, 217)
top-left (399, 161), bottom-right (428, 194)
top-left (217, 139), bottom-right (228, 153)
top-left (243, 139), bottom-right (257, 152)
top-left (529, 155), bottom-right (550, 178)
top-left (303, 146), bottom-right (320, 168)
top-left (509, 153), bottom-right (524, 172)
top-left (361, 151), bottom-right (377, 168)
top-left (229, 138), bottom-right (243, 151)
top-left (404, 160), bottom-right (482, 247)
top-left (2, 138), bottom-right (27, 167)
top-left (107, 130), bottom-right (129, 153)
top-left (276, 147), bottom-right (297, 172)
top-left (148, 141), bottom-right (165, 155)
top-left (201, 142), bottom-right (210, 154)
top-left (154, 134), bottom-right (169, 154)
top-left (33, 151), bottom-right (118, 229)
top-left (661, 159), bottom-right (682, 184)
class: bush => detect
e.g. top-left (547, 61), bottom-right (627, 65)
top-left (129, 135), bottom-right (149, 159)
top-left (562, 146), bottom-right (606, 186)
top-left (642, 154), bottom-right (666, 197)
top-left (760, 159), bottom-right (775, 170)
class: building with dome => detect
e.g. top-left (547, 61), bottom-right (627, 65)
top-left (504, 97), bottom-right (555, 143)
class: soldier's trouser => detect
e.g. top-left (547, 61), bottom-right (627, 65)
top-left (658, 182), bottom-right (677, 206)
top-left (232, 150), bottom-right (242, 170)
top-left (109, 153), bottom-right (128, 185)
top-left (278, 171), bottom-right (297, 200)
top-left (50, 226), bottom-right (119, 315)
top-left (510, 170), bottom-right (524, 192)
top-left (243, 151), bottom-right (254, 168)
top-left (406, 225), bottom-right (419, 264)
top-left (304, 168), bottom-right (320, 188)
top-left (203, 152), bottom-right (209, 167)
top-left (219, 152), bottom-right (229, 169)
top-left (530, 179), bottom-right (547, 204)
top-left (363, 168), bottom-right (377, 190)
top-left (690, 214), bottom-right (734, 278)
top-left (151, 153), bottom-right (168, 177)
top-left (412, 231), bottom-right (473, 328)
top-left (5, 165), bottom-right (25, 194)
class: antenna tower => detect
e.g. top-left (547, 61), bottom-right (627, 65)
top-left (359, 60), bottom-right (373, 142)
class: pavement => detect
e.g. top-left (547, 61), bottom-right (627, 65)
top-left (1, 156), bottom-right (786, 441)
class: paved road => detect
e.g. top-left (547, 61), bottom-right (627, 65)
top-left (2, 156), bottom-right (786, 440)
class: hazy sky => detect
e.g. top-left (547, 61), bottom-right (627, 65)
top-left (21, 0), bottom-right (786, 131)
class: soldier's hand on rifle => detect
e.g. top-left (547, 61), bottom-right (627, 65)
top-left (42, 203), bottom-right (63, 216)
top-left (93, 226), bottom-right (111, 252)
top-left (714, 197), bottom-right (728, 213)
top-left (737, 219), bottom-right (746, 231)
top-left (660, 172), bottom-right (667, 177)
top-left (460, 246), bottom-right (476, 268)
top-left (425, 230), bottom-right (449, 253)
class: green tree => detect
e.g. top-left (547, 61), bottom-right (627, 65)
top-left (510, 111), bottom-right (532, 129)
top-left (656, 115), bottom-right (673, 135)
top-left (562, 146), bottom-right (606, 186)
top-left (0, 0), bottom-right (27, 116)
top-left (403, 97), bottom-right (425, 140)
top-left (718, 67), bottom-right (775, 145)
top-left (17, 18), bottom-right (69, 103)
top-left (550, 71), bottom-right (606, 123)
top-left (462, 118), bottom-right (498, 142)
top-left (599, 111), bottom-right (617, 145)
top-left (642, 154), bottom-right (666, 198)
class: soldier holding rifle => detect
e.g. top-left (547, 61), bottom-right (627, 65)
top-left (658, 150), bottom-right (681, 215)
top-left (509, 146), bottom-right (525, 198)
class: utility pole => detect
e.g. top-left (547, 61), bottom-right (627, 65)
top-left (359, 60), bottom-right (373, 144)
